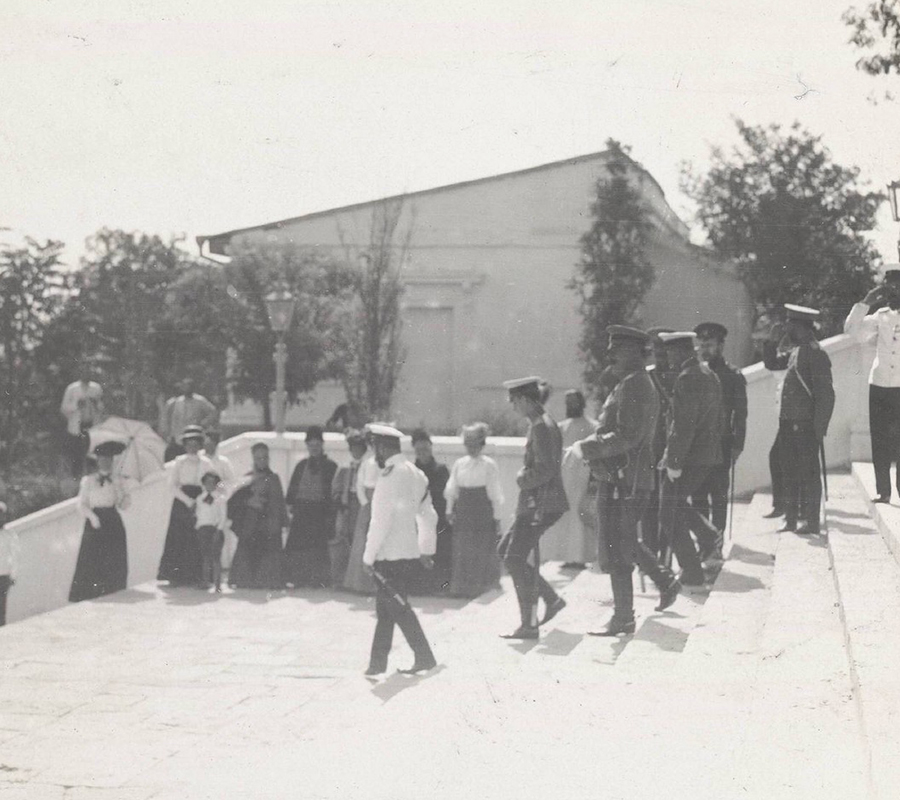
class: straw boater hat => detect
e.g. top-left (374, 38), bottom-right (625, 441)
top-left (179, 424), bottom-right (205, 443)
top-left (502, 376), bottom-right (543, 401)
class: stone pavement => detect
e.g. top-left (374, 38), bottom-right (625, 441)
top-left (0, 481), bottom-right (892, 800)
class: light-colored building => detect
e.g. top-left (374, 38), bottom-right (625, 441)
top-left (199, 149), bottom-right (755, 430)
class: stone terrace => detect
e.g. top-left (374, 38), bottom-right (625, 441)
top-left (1, 471), bottom-right (898, 799)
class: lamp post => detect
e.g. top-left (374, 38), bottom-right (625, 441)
top-left (265, 285), bottom-right (296, 435)
top-left (888, 180), bottom-right (900, 260)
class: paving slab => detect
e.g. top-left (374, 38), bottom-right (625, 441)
top-left (0, 497), bottom-right (877, 800)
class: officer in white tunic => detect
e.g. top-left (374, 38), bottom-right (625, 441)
top-left (362, 424), bottom-right (438, 676)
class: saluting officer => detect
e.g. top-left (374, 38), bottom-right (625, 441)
top-left (657, 331), bottom-right (724, 587)
top-left (362, 424), bottom-right (438, 676)
top-left (572, 326), bottom-right (681, 636)
top-left (762, 304), bottom-right (835, 534)
top-left (692, 322), bottom-right (748, 544)
top-left (497, 376), bottom-right (569, 640)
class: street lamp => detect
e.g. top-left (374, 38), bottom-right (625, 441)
top-left (888, 180), bottom-right (900, 260)
top-left (265, 284), bottom-right (296, 435)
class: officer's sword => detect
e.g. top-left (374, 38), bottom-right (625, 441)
top-left (530, 540), bottom-right (541, 628)
top-left (728, 458), bottom-right (736, 547)
top-left (820, 441), bottom-right (829, 533)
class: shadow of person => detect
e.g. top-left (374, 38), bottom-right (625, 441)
top-left (728, 544), bottom-right (776, 566)
top-left (534, 629), bottom-right (583, 657)
top-left (711, 569), bottom-right (765, 594)
top-left (94, 587), bottom-right (157, 604)
top-left (637, 616), bottom-right (690, 653)
top-left (369, 664), bottom-right (446, 703)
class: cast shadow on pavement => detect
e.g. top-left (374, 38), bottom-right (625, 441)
top-left (534, 629), bottom-right (583, 657)
top-left (728, 544), bottom-right (776, 566)
top-left (95, 588), bottom-right (157, 604)
top-left (637, 617), bottom-right (690, 653)
top-left (368, 664), bottom-right (447, 703)
top-left (711, 569), bottom-right (764, 594)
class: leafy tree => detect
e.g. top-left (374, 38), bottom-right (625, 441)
top-left (569, 139), bottom-right (655, 395)
top-left (43, 229), bottom-right (194, 423)
top-left (224, 235), bottom-right (355, 429)
top-left (334, 198), bottom-right (409, 421)
top-left (844, 1), bottom-right (900, 76)
top-left (0, 238), bottom-right (65, 462)
top-left (682, 120), bottom-right (883, 336)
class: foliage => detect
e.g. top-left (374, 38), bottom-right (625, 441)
top-left (224, 235), bottom-right (355, 428)
top-left (334, 199), bottom-right (409, 421)
top-left (681, 120), bottom-right (883, 336)
top-left (844, 1), bottom-right (900, 77)
top-left (568, 139), bottom-right (655, 396)
top-left (0, 238), bottom-right (65, 463)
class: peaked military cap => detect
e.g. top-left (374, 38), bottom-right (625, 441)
top-left (502, 376), bottom-right (543, 400)
top-left (366, 422), bottom-right (404, 440)
top-left (606, 325), bottom-right (649, 348)
top-left (179, 424), bottom-right (205, 443)
top-left (344, 428), bottom-right (366, 444)
top-left (645, 326), bottom-right (675, 338)
top-left (784, 303), bottom-right (821, 322)
top-left (694, 321), bottom-right (728, 340)
top-left (657, 331), bottom-right (697, 344)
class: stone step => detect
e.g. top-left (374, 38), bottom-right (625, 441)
top-left (833, 468), bottom-right (900, 799)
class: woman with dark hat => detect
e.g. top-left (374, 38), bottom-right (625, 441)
top-left (284, 426), bottom-right (338, 588)
top-left (69, 440), bottom-right (131, 602)
top-left (156, 425), bottom-right (213, 587)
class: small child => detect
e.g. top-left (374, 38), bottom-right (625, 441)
top-left (196, 471), bottom-right (227, 592)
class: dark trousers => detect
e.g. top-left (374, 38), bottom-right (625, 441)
top-left (369, 559), bottom-right (434, 671)
top-left (639, 470), bottom-right (663, 556)
top-left (869, 385), bottom-right (900, 499)
top-left (0, 575), bottom-right (11, 626)
top-left (64, 431), bottom-right (90, 479)
top-left (498, 511), bottom-right (563, 626)
top-left (769, 429), bottom-right (785, 511)
top-left (659, 467), bottom-right (721, 583)
top-left (690, 462), bottom-right (730, 533)
top-left (598, 486), bottom-right (676, 619)
top-left (780, 420), bottom-right (821, 530)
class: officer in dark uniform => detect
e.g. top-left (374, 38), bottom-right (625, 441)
top-left (572, 326), bottom-right (681, 636)
top-left (657, 331), bottom-right (724, 587)
top-left (497, 376), bottom-right (569, 640)
top-left (641, 327), bottom-right (676, 556)
top-left (691, 322), bottom-right (748, 547)
top-left (762, 304), bottom-right (835, 534)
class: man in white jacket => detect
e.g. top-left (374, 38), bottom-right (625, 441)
top-left (845, 270), bottom-right (900, 503)
top-left (362, 424), bottom-right (438, 676)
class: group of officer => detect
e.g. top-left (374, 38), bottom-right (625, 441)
top-left (359, 302), bottom-right (836, 669)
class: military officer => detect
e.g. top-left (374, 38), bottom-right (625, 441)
top-left (763, 304), bottom-right (835, 534)
top-left (692, 322), bottom-right (748, 546)
top-left (362, 424), bottom-right (438, 675)
top-left (497, 376), bottom-right (569, 640)
top-left (657, 331), bottom-right (724, 587)
top-left (844, 270), bottom-right (900, 503)
top-left (572, 326), bottom-right (681, 636)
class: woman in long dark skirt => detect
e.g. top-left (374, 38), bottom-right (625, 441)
top-left (284, 426), bottom-right (337, 588)
top-left (228, 442), bottom-right (287, 590)
top-left (444, 423), bottom-right (504, 598)
top-left (157, 425), bottom-right (213, 587)
top-left (70, 441), bottom-right (131, 602)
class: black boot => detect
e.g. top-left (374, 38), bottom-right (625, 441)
top-left (590, 572), bottom-right (635, 636)
top-left (588, 615), bottom-right (636, 636)
top-left (654, 567), bottom-right (681, 612)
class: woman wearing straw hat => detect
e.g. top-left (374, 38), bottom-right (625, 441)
top-left (444, 422), bottom-right (504, 597)
top-left (156, 425), bottom-right (213, 587)
top-left (69, 440), bottom-right (131, 602)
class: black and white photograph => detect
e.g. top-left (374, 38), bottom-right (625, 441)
top-left (1, 1), bottom-right (900, 797)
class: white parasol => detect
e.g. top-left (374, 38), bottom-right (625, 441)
top-left (89, 416), bottom-right (166, 482)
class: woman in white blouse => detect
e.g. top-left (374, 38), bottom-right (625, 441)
top-left (445, 422), bottom-right (504, 598)
top-left (156, 425), bottom-right (213, 587)
top-left (69, 441), bottom-right (131, 602)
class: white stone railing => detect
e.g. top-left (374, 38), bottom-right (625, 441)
top-left (1, 339), bottom-right (873, 625)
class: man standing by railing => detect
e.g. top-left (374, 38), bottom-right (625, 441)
top-left (60, 362), bottom-right (104, 479)
top-left (844, 271), bottom-right (900, 504)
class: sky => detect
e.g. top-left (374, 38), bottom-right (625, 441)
top-left (2, 0), bottom-right (899, 266)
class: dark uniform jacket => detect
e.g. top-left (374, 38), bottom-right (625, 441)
top-left (662, 356), bottom-right (723, 470)
top-left (646, 363), bottom-right (674, 462)
top-left (577, 368), bottom-right (660, 496)
top-left (516, 412), bottom-right (569, 517)
top-left (705, 355), bottom-right (748, 459)
top-left (762, 340), bottom-right (835, 440)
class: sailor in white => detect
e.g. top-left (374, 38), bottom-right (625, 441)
top-left (362, 424), bottom-right (438, 676)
